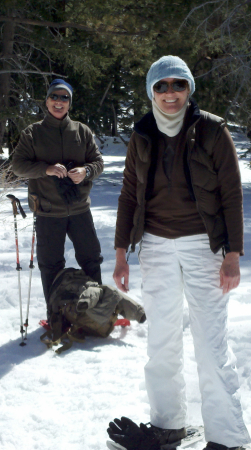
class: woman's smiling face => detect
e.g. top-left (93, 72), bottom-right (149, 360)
top-left (154, 78), bottom-right (190, 114)
top-left (46, 89), bottom-right (70, 119)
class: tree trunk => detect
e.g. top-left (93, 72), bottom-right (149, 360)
top-left (111, 102), bottom-right (118, 137)
top-left (0, 19), bottom-right (15, 154)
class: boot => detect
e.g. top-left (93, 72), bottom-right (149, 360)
top-left (149, 425), bottom-right (187, 447)
top-left (204, 442), bottom-right (243, 450)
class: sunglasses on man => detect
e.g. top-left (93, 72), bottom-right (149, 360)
top-left (49, 94), bottom-right (70, 102)
top-left (153, 79), bottom-right (188, 94)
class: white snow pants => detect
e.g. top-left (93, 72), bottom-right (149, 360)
top-left (139, 232), bottom-right (250, 447)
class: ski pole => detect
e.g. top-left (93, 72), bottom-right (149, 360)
top-left (24, 194), bottom-right (38, 340)
top-left (6, 194), bottom-right (27, 346)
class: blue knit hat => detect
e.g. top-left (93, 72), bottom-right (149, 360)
top-left (46, 79), bottom-right (73, 106)
top-left (146, 56), bottom-right (195, 100)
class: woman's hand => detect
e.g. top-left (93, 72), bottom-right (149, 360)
top-left (113, 248), bottom-right (129, 293)
top-left (67, 167), bottom-right (87, 184)
top-left (220, 252), bottom-right (240, 294)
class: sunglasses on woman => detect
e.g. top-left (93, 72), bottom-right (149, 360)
top-left (153, 79), bottom-right (188, 94)
top-left (49, 94), bottom-right (70, 102)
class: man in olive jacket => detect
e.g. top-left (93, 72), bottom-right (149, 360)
top-left (12, 79), bottom-right (104, 319)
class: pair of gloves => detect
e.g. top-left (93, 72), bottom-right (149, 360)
top-left (107, 417), bottom-right (160, 450)
top-left (53, 176), bottom-right (81, 204)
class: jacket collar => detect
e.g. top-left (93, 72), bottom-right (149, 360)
top-left (134, 98), bottom-right (201, 139)
top-left (186, 98), bottom-right (201, 131)
top-left (134, 110), bottom-right (157, 140)
top-left (43, 112), bottom-right (71, 128)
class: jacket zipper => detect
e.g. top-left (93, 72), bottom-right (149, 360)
top-left (186, 123), bottom-right (213, 245)
top-left (59, 124), bottom-right (70, 216)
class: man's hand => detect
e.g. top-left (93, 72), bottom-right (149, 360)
top-left (113, 248), bottom-right (129, 293)
top-left (67, 167), bottom-right (86, 184)
top-left (220, 252), bottom-right (240, 294)
top-left (46, 163), bottom-right (67, 178)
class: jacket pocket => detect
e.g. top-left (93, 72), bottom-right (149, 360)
top-left (40, 197), bottom-right (52, 213)
top-left (28, 192), bottom-right (40, 212)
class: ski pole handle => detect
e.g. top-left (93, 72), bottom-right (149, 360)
top-left (7, 194), bottom-right (27, 218)
top-left (7, 194), bottom-right (18, 215)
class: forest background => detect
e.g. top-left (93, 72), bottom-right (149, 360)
top-left (1, 0), bottom-right (251, 156)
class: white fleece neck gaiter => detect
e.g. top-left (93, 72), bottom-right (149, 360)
top-left (152, 97), bottom-right (189, 137)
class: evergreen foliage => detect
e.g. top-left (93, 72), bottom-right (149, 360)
top-left (0, 0), bottom-right (250, 154)
top-left (179, 0), bottom-right (251, 131)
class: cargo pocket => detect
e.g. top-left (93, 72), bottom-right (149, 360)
top-left (28, 192), bottom-right (40, 212)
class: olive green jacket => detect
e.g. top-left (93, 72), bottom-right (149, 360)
top-left (12, 113), bottom-right (104, 217)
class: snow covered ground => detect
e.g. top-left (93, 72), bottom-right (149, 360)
top-left (0, 133), bottom-right (251, 450)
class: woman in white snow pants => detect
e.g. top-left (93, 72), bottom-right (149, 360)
top-left (139, 233), bottom-right (249, 447)
top-left (113, 55), bottom-right (250, 450)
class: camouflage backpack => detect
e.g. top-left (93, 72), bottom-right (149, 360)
top-left (40, 268), bottom-right (145, 354)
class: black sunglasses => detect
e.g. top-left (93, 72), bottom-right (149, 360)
top-left (153, 79), bottom-right (188, 94)
top-left (49, 94), bottom-right (70, 102)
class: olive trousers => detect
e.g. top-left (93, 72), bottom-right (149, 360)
top-left (36, 210), bottom-right (103, 309)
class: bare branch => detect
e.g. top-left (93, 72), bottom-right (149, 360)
top-left (12, 39), bottom-right (54, 63)
top-left (179, 0), bottom-right (251, 34)
top-left (178, 0), bottom-right (227, 32)
top-left (0, 162), bottom-right (24, 203)
top-left (194, 56), bottom-right (251, 79)
top-left (0, 69), bottom-right (66, 76)
top-left (0, 15), bottom-right (149, 36)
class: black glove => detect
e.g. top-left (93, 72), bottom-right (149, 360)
top-left (107, 416), bottom-right (160, 450)
top-left (53, 176), bottom-right (81, 204)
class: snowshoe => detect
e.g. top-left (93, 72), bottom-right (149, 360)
top-left (179, 426), bottom-right (204, 448)
top-left (39, 319), bottom-right (51, 330)
top-left (114, 318), bottom-right (131, 327)
top-left (106, 424), bottom-right (204, 450)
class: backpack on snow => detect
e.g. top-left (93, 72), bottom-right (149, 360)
top-left (40, 267), bottom-right (145, 354)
